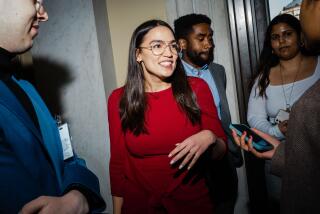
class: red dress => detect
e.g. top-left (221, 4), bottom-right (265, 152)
top-left (108, 77), bottom-right (227, 214)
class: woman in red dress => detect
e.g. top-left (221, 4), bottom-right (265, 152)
top-left (108, 19), bottom-right (227, 214)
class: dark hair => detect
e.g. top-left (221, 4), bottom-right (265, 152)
top-left (120, 19), bottom-right (201, 135)
top-left (252, 14), bottom-right (304, 97)
top-left (174, 14), bottom-right (211, 40)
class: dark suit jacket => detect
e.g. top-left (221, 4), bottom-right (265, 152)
top-left (271, 79), bottom-right (320, 214)
top-left (0, 77), bottom-right (105, 213)
top-left (204, 63), bottom-right (242, 212)
top-left (208, 63), bottom-right (243, 167)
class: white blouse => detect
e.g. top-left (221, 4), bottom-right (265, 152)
top-left (247, 56), bottom-right (320, 140)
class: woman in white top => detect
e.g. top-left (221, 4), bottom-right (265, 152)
top-left (247, 14), bottom-right (319, 213)
top-left (248, 14), bottom-right (319, 140)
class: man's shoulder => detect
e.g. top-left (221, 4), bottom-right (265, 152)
top-left (209, 62), bottom-right (225, 72)
top-left (208, 62), bottom-right (226, 84)
top-left (293, 79), bottom-right (320, 111)
top-left (208, 63), bottom-right (226, 80)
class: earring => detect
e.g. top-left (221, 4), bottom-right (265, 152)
top-left (300, 41), bottom-right (305, 47)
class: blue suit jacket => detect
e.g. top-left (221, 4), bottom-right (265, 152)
top-left (0, 77), bottom-right (105, 213)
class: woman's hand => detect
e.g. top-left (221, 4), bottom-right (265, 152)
top-left (168, 130), bottom-right (216, 170)
top-left (278, 120), bottom-right (288, 135)
top-left (231, 128), bottom-right (280, 159)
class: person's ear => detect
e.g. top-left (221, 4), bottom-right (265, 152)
top-left (136, 48), bottom-right (142, 63)
top-left (178, 39), bottom-right (187, 51)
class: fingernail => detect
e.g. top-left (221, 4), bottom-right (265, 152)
top-left (179, 164), bottom-right (183, 169)
top-left (175, 143), bottom-right (179, 146)
top-left (187, 166), bottom-right (191, 170)
top-left (170, 160), bottom-right (175, 165)
top-left (168, 154), bottom-right (172, 158)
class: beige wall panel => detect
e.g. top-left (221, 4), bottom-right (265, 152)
top-left (107, 0), bottom-right (167, 87)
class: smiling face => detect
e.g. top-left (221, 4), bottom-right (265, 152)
top-left (136, 26), bottom-right (178, 88)
top-left (180, 23), bottom-right (214, 68)
top-left (270, 22), bottom-right (300, 60)
top-left (0, 0), bottom-right (48, 53)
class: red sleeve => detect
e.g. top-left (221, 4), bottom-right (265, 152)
top-left (107, 88), bottom-right (126, 197)
top-left (189, 77), bottom-right (227, 142)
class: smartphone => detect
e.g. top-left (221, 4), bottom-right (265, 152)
top-left (229, 124), bottom-right (274, 152)
top-left (275, 109), bottom-right (290, 124)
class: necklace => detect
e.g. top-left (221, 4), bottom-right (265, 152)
top-left (279, 57), bottom-right (302, 112)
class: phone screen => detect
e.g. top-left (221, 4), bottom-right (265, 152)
top-left (231, 124), bottom-right (264, 142)
top-left (230, 124), bottom-right (273, 151)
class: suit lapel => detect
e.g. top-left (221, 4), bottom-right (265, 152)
top-left (209, 64), bottom-right (224, 101)
top-left (0, 80), bottom-right (42, 142)
top-left (13, 78), bottom-right (63, 188)
top-left (208, 64), bottom-right (230, 130)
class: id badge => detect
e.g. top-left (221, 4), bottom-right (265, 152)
top-left (58, 123), bottom-right (74, 160)
top-left (275, 109), bottom-right (290, 124)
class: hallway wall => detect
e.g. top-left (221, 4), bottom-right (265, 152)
top-left (31, 0), bottom-right (114, 213)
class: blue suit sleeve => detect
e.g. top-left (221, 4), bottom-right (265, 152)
top-left (62, 155), bottom-right (106, 212)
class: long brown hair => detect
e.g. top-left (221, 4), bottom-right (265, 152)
top-left (251, 14), bottom-right (305, 97)
top-left (120, 19), bottom-right (201, 136)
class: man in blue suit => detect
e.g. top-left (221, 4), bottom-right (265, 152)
top-left (0, 0), bottom-right (105, 213)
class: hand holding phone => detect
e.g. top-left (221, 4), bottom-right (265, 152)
top-left (229, 124), bottom-right (274, 152)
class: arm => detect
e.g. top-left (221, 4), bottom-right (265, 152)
top-left (214, 64), bottom-right (244, 167)
top-left (168, 79), bottom-right (227, 169)
top-left (19, 137), bottom-right (106, 213)
top-left (168, 129), bottom-right (221, 170)
top-left (113, 196), bottom-right (123, 214)
top-left (60, 155), bottom-right (105, 212)
top-left (231, 127), bottom-right (284, 176)
top-left (216, 65), bottom-right (242, 158)
top-left (231, 128), bottom-right (280, 159)
top-left (210, 137), bottom-right (227, 160)
top-left (247, 82), bottom-right (285, 139)
top-left (196, 78), bottom-right (227, 158)
top-left (270, 143), bottom-right (285, 177)
top-left (13, 79), bottom-right (106, 212)
top-left (108, 90), bottom-right (126, 213)
top-left (21, 190), bottom-right (89, 214)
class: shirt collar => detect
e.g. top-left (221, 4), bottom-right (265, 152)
top-left (182, 59), bottom-right (209, 76)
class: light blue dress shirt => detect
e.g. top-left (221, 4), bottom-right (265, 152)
top-left (182, 60), bottom-right (221, 119)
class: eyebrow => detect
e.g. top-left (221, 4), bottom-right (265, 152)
top-left (195, 31), bottom-right (213, 37)
top-left (271, 29), bottom-right (294, 35)
top-left (149, 40), bottom-right (176, 44)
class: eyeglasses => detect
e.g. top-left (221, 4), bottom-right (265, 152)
top-left (139, 41), bottom-right (180, 56)
top-left (35, 0), bottom-right (45, 14)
